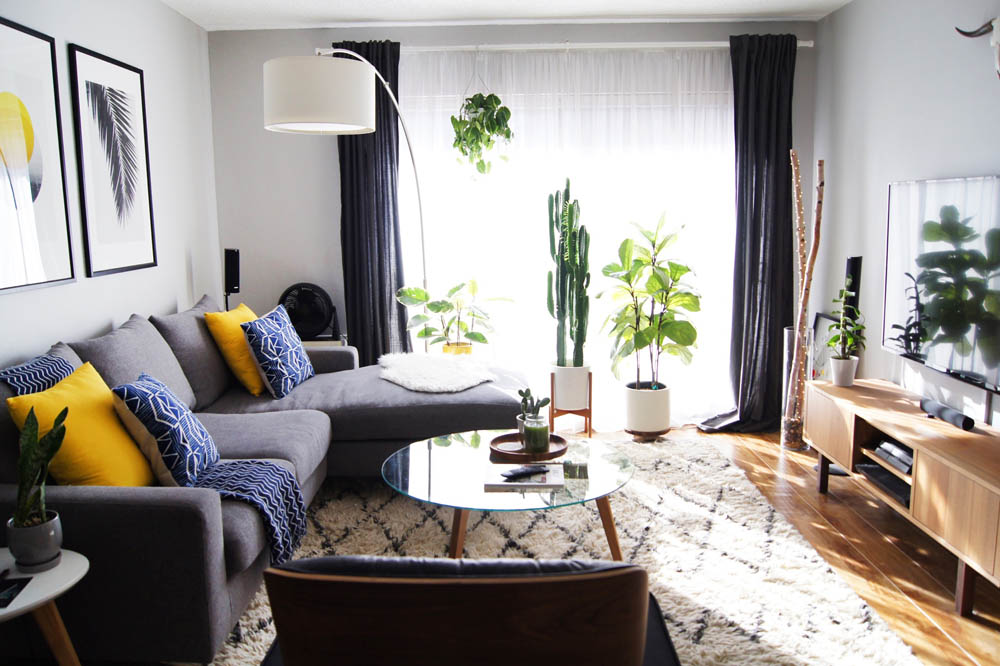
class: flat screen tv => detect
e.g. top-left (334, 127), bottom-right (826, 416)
top-left (883, 176), bottom-right (1000, 390)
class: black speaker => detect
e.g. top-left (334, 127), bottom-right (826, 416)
top-left (845, 256), bottom-right (862, 312)
top-left (920, 398), bottom-right (975, 431)
top-left (224, 249), bottom-right (240, 295)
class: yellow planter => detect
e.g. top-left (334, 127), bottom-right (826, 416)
top-left (442, 342), bottom-right (473, 355)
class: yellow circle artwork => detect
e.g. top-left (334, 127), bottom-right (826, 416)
top-left (0, 91), bottom-right (35, 166)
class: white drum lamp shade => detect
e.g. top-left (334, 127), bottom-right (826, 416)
top-left (263, 56), bottom-right (376, 134)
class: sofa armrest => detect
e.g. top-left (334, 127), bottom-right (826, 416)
top-left (306, 345), bottom-right (359, 373)
top-left (0, 484), bottom-right (230, 663)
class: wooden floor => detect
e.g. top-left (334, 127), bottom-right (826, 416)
top-left (669, 426), bottom-right (1000, 666)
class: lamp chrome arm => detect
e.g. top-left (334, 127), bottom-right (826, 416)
top-left (316, 48), bottom-right (427, 293)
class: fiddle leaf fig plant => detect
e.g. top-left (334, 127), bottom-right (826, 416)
top-left (12, 407), bottom-right (67, 528)
top-left (601, 215), bottom-right (700, 389)
top-left (396, 281), bottom-right (495, 346)
top-left (450, 92), bottom-right (513, 175)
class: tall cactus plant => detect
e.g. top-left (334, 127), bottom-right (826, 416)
top-left (547, 179), bottom-right (590, 367)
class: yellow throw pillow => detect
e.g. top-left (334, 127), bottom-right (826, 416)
top-left (6, 363), bottom-right (155, 487)
top-left (204, 303), bottom-right (266, 396)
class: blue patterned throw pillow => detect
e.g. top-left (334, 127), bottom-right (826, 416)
top-left (111, 374), bottom-right (219, 487)
top-left (241, 305), bottom-right (315, 399)
top-left (0, 355), bottom-right (75, 395)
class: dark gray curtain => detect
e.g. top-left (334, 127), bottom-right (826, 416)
top-left (701, 34), bottom-right (797, 433)
top-left (334, 40), bottom-right (410, 366)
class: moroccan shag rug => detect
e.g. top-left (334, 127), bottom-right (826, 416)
top-left (212, 433), bottom-right (918, 665)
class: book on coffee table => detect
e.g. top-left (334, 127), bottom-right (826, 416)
top-left (484, 464), bottom-right (565, 492)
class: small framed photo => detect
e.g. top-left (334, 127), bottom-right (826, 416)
top-left (812, 312), bottom-right (838, 381)
top-left (0, 17), bottom-right (74, 291)
top-left (68, 44), bottom-right (156, 276)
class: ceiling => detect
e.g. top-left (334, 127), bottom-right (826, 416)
top-left (160, 0), bottom-right (852, 31)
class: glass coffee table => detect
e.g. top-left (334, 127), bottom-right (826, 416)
top-left (381, 430), bottom-right (634, 560)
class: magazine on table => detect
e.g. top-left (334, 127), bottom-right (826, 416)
top-left (484, 463), bottom-right (565, 492)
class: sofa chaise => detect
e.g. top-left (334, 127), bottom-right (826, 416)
top-left (0, 295), bottom-right (522, 663)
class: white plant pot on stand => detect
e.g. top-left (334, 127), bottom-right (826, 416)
top-left (624, 382), bottom-right (670, 442)
top-left (829, 356), bottom-right (859, 387)
top-left (552, 365), bottom-right (590, 411)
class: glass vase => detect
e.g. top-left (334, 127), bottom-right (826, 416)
top-left (522, 415), bottom-right (550, 454)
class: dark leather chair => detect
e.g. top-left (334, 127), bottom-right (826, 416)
top-left (262, 556), bottom-right (680, 666)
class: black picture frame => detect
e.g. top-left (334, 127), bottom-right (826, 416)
top-left (0, 16), bottom-right (74, 292)
top-left (67, 43), bottom-right (156, 277)
top-left (812, 312), bottom-right (837, 381)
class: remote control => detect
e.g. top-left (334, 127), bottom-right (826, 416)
top-left (501, 465), bottom-right (547, 481)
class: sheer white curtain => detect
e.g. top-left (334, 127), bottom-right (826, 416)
top-left (398, 47), bottom-right (736, 429)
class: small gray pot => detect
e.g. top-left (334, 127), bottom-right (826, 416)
top-left (6, 511), bottom-right (62, 573)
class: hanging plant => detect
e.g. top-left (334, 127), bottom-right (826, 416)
top-left (450, 93), bottom-right (512, 175)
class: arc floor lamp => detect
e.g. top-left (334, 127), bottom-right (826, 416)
top-left (262, 49), bottom-right (428, 292)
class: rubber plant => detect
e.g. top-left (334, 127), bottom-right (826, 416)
top-left (450, 93), bottom-right (512, 174)
top-left (827, 278), bottom-right (867, 360)
top-left (602, 216), bottom-right (700, 388)
top-left (395, 281), bottom-right (493, 347)
top-left (11, 407), bottom-right (67, 528)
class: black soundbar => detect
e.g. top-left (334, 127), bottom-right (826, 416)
top-left (919, 398), bottom-right (974, 431)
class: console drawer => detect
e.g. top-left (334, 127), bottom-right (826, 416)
top-left (804, 386), bottom-right (853, 469)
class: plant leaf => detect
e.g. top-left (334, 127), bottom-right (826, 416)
top-left (396, 287), bottom-right (429, 306)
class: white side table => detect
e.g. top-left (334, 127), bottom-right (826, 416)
top-left (0, 548), bottom-right (88, 665)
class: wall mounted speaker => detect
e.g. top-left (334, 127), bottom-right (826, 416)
top-left (224, 248), bottom-right (240, 295)
top-left (845, 256), bottom-right (862, 313)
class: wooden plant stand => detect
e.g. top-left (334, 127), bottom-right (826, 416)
top-left (549, 371), bottom-right (593, 437)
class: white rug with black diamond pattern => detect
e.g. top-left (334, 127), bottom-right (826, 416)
top-left (213, 433), bottom-right (918, 665)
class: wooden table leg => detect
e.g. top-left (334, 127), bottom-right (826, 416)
top-left (817, 454), bottom-right (830, 494)
top-left (449, 508), bottom-right (469, 559)
top-left (956, 560), bottom-right (977, 616)
top-left (595, 496), bottom-right (623, 561)
top-left (31, 600), bottom-right (81, 666)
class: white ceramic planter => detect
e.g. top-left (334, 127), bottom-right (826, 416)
top-left (624, 382), bottom-right (670, 441)
top-left (552, 364), bottom-right (590, 411)
top-left (830, 356), bottom-right (859, 387)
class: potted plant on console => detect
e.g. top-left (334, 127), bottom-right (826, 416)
top-left (547, 179), bottom-right (591, 415)
top-left (826, 276), bottom-right (866, 387)
top-left (602, 217), bottom-right (699, 441)
top-left (6, 407), bottom-right (67, 572)
top-left (396, 281), bottom-right (494, 354)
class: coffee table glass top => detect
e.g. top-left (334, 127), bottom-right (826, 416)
top-left (381, 431), bottom-right (634, 512)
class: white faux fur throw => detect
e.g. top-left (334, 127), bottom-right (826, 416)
top-left (378, 352), bottom-right (496, 393)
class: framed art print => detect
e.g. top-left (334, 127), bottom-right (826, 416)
top-left (68, 44), bottom-right (156, 276)
top-left (811, 312), bottom-right (837, 381)
top-left (0, 17), bottom-right (73, 291)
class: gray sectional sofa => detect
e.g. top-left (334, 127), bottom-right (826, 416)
top-left (0, 295), bottom-right (522, 663)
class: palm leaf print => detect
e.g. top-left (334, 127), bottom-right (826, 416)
top-left (86, 81), bottom-right (137, 224)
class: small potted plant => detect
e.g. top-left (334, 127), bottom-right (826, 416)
top-left (395, 281), bottom-right (495, 354)
top-left (517, 388), bottom-right (550, 453)
top-left (450, 92), bottom-right (513, 175)
top-left (547, 179), bottom-right (591, 413)
top-left (602, 216), bottom-right (700, 441)
top-left (827, 278), bottom-right (866, 387)
top-left (6, 407), bottom-right (67, 572)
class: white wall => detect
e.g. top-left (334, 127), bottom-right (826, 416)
top-left (0, 0), bottom-right (221, 366)
top-left (813, 0), bottom-right (1000, 420)
top-left (207, 21), bottom-right (817, 334)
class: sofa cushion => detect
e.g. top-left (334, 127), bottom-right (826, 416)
top-left (70, 315), bottom-right (196, 409)
top-left (0, 355), bottom-right (75, 395)
top-left (112, 374), bottom-right (220, 487)
top-left (150, 295), bottom-right (232, 409)
top-left (220, 458), bottom-right (295, 575)
top-left (241, 306), bottom-right (315, 399)
top-left (204, 304), bottom-right (267, 396)
top-left (0, 345), bottom-right (81, 484)
top-left (202, 365), bottom-right (522, 442)
top-left (6, 363), bottom-right (155, 487)
top-left (197, 410), bottom-right (329, 485)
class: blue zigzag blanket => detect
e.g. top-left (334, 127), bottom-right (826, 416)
top-left (195, 460), bottom-right (307, 565)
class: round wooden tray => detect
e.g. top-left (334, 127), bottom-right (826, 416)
top-left (489, 433), bottom-right (568, 462)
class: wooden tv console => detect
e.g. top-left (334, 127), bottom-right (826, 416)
top-left (803, 379), bottom-right (1000, 616)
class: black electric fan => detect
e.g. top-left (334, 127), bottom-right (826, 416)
top-left (279, 283), bottom-right (338, 341)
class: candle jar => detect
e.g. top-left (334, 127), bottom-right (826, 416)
top-left (522, 415), bottom-right (550, 454)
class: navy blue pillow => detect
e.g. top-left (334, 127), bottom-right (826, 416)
top-left (111, 373), bottom-right (219, 487)
top-left (241, 305), bottom-right (315, 399)
top-left (0, 355), bottom-right (75, 396)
